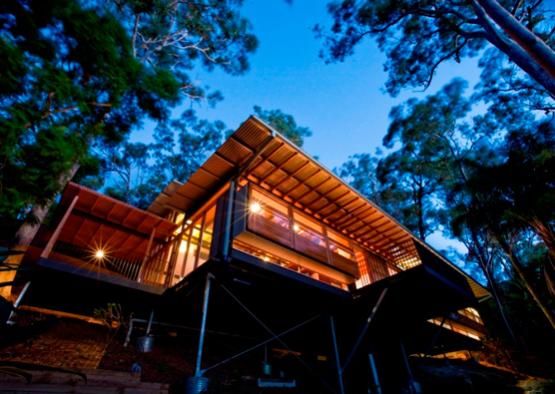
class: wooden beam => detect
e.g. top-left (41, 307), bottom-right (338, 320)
top-left (293, 176), bottom-right (332, 203)
top-left (270, 160), bottom-right (310, 193)
top-left (243, 141), bottom-right (284, 180)
top-left (283, 168), bottom-right (321, 196)
top-left (323, 196), bottom-right (360, 220)
top-left (41, 195), bottom-right (79, 258)
top-left (260, 151), bottom-right (298, 184)
top-left (138, 228), bottom-right (156, 283)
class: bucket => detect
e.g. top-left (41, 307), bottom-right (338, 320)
top-left (185, 376), bottom-right (210, 394)
top-left (136, 335), bottom-right (154, 353)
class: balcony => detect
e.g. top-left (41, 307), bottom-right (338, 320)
top-left (233, 185), bottom-right (406, 290)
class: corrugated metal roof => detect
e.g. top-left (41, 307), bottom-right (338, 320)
top-left (148, 116), bottom-right (489, 300)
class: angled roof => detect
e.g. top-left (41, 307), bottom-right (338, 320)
top-left (56, 182), bottom-right (177, 261)
top-left (148, 116), bottom-right (489, 299)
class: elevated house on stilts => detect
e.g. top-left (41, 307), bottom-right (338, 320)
top-left (16, 116), bottom-right (490, 393)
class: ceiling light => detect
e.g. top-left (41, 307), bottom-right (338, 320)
top-left (249, 202), bottom-right (262, 214)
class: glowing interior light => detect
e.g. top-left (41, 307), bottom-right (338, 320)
top-left (95, 249), bottom-right (105, 259)
top-left (293, 223), bottom-right (300, 232)
top-left (179, 242), bottom-right (187, 253)
top-left (186, 219), bottom-right (192, 225)
top-left (263, 255), bottom-right (270, 262)
top-left (249, 202), bottom-right (262, 214)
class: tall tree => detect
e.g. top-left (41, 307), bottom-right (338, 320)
top-left (337, 153), bottom-right (382, 203)
top-left (318, 0), bottom-right (555, 96)
top-left (253, 106), bottom-right (312, 147)
top-left (0, 0), bottom-right (177, 242)
top-left (378, 79), bottom-right (473, 240)
top-left (452, 121), bottom-right (555, 329)
top-left (0, 0), bottom-right (257, 245)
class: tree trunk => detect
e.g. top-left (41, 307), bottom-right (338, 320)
top-left (1, 162), bottom-right (81, 300)
top-left (530, 218), bottom-right (555, 261)
top-left (497, 235), bottom-right (555, 331)
top-left (477, 0), bottom-right (555, 79)
top-left (468, 231), bottom-right (519, 345)
top-left (471, 0), bottom-right (555, 96)
top-left (15, 162), bottom-right (80, 246)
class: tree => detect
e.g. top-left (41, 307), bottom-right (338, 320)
top-left (451, 121), bottom-right (555, 329)
top-left (318, 0), bottom-right (555, 97)
top-left (0, 0), bottom-right (257, 245)
top-left (253, 106), bottom-right (312, 147)
top-left (378, 79), bottom-right (473, 240)
top-left (337, 153), bottom-right (381, 202)
top-left (97, 142), bottom-right (152, 207)
top-left (87, 110), bottom-right (227, 209)
top-left (1, 0), bottom-right (177, 242)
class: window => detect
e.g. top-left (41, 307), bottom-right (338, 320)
top-left (198, 205), bottom-right (216, 267)
top-left (169, 203), bottom-right (217, 284)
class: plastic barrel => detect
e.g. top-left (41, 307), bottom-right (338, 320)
top-left (185, 376), bottom-right (210, 394)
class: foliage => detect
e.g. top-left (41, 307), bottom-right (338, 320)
top-left (253, 105), bottom-right (312, 147)
top-left (93, 302), bottom-right (124, 329)
top-left (93, 105), bottom-right (313, 208)
top-left (338, 74), bottom-right (555, 336)
top-left (337, 153), bottom-right (381, 203)
top-left (317, 0), bottom-right (555, 96)
top-left (0, 0), bottom-right (257, 235)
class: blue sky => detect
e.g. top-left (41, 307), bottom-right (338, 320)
top-left (183, 0), bottom-right (483, 169)
top-left (132, 0), bottom-right (485, 257)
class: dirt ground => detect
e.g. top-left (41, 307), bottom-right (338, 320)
top-left (1, 314), bottom-right (554, 393)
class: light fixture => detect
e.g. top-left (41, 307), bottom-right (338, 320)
top-left (263, 256), bottom-right (270, 262)
top-left (293, 223), bottom-right (300, 232)
top-left (249, 201), bottom-right (262, 214)
top-left (95, 249), bottom-right (105, 260)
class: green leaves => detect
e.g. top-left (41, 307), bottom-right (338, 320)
top-left (253, 106), bottom-right (312, 147)
top-left (319, 0), bottom-right (554, 96)
top-left (0, 0), bottom-right (257, 232)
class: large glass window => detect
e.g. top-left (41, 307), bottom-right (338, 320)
top-left (292, 212), bottom-right (328, 262)
top-left (169, 203), bottom-right (216, 284)
top-left (247, 186), bottom-right (359, 278)
top-left (248, 188), bottom-right (292, 246)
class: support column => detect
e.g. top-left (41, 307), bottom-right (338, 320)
top-left (194, 274), bottom-right (213, 377)
top-left (222, 180), bottom-right (235, 261)
top-left (368, 353), bottom-right (382, 394)
top-left (138, 228), bottom-right (156, 283)
top-left (41, 195), bottom-right (79, 258)
top-left (329, 315), bottom-right (345, 394)
top-left (400, 340), bottom-right (418, 394)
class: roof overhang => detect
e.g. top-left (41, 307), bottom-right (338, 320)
top-left (148, 116), bottom-right (489, 300)
top-left (54, 182), bottom-right (177, 262)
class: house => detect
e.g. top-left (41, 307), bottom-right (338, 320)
top-left (18, 116), bottom-right (490, 392)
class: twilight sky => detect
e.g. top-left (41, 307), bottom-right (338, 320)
top-left (132, 0), bottom-right (485, 256)
top-left (186, 0), bottom-right (483, 169)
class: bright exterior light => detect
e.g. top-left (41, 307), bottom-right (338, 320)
top-left (179, 241), bottom-right (187, 253)
top-left (263, 255), bottom-right (270, 262)
top-left (95, 249), bottom-right (105, 259)
top-left (249, 202), bottom-right (262, 214)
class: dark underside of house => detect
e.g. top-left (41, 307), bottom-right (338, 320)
top-left (17, 249), bottom-right (482, 393)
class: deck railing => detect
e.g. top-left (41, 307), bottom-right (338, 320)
top-left (51, 241), bottom-right (144, 281)
top-left (49, 240), bottom-right (172, 288)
